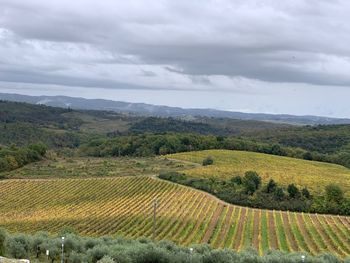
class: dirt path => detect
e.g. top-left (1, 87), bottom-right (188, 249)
top-left (233, 207), bottom-right (247, 250)
top-left (252, 209), bottom-right (260, 251)
top-left (267, 211), bottom-right (278, 250)
top-left (281, 212), bottom-right (299, 251)
top-left (202, 204), bottom-right (225, 243)
top-left (214, 206), bottom-right (234, 247)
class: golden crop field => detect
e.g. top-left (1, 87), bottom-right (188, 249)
top-left (167, 150), bottom-right (350, 195)
top-left (1, 177), bottom-right (350, 257)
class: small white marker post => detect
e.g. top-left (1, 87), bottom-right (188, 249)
top-left (46, 250), bottom-right (50, 260)
top-left (301, 255), bottom-right (305, 262)
top-left (189, 248), bottom-right (194, 263)
top-left (61, 237), bottom-right (65, 263)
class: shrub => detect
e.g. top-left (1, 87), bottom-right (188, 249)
top-left (242, 171), bottom-right (261, 194)
top-left (0, 228), bottom-right (7, 256)
top-left (287, 184), bottom-right (300, 198)
top-left (202, 156), bottom-right (214, 166)
top-left (5, 234), bottom-right (32, 259)
top-left (97, 255), bottom-right (115, 263)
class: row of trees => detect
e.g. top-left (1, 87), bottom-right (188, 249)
top-left (0, 228), bottom-right (346, 263)
top-left (79, 133), bottom-right (350, 168)
top-left (159, 171), bottom-right (350, 215)
top-left (0, 143), bottom-right (47, 174)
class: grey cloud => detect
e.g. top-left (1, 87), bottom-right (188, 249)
top-left (0, 68), bottom-right (163, 90)
top-left (1, 0), bottom-right (350, 117)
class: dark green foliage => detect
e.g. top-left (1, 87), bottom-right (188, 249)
top-left (274, 187), bottom-right (285, 201)
top-left (0, 122), bottom-right (85, 149)
top-left (3, 100), bottom-right (350, 170)
top-left (202, 156), bottom-right (214, 166)
top-left (230, 176), bottom-right (242, 185)
top-left (0, 100), bottom-right (75, 126)
top-left (266, 179), bottom-right (277, 193)
top-left (325, 184), bottom-right (344, 204)
top-left (287, 184), bottom-right (301, 198)
top-left (242, 171), bottom-right (261, 194)
top-left (79, 131), bottom-right (350, 170)
top-left (0, 231), bottom-right (344, 263)
top-left (79, 132), bottom-right (315, 160)
top-left (129, 117), bottom-right (223, 135)
top-left (0, 143), bottom-right (47, 173)
top-left (245, 124), bottom-right (350, 168)
top-left (160, 172), bottom-right (350, 215)
top-left (160, 171), bottom-right (313, 213)
top-left (0, 228), bottom-right (7, 256)
top-left (302, 187), bottom-right (311, 199)
top-left (5, 234), bottom-right (32, 259)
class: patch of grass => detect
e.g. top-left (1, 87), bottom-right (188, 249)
top-left (1, 157), bottom-right (195, 179)
top-left (167, 149), bottom-right (350, 195)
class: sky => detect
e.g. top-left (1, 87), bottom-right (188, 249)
top-left (1, 0), bottom-right (350, 117)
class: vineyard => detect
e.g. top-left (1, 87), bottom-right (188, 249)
top-left (167, 150), bottom-right (350, 195)
top-left (1, 157), bottom-right (195, 179)
top-left (1, 177), bottom-right (350, 257)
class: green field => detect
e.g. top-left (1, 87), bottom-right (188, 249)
top-left (167, 150), bottom-right (350, 195)
top-left (1, 157), bottom-right (195, 179)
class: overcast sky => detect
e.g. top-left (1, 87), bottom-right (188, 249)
top-left (1, 0), bottom-right (350, 117)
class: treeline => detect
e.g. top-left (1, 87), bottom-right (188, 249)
top-left (79, 133), bottom-right (350, 168)
top-left (0, 123), bottom-right (86, 148)
top-left (248, 124), bottom-right (350, 154)
top-left (0, 229), bottom-right (346, 263)
top-left (0, 100), bottom-right (81, 129)
top-left (129, 117), bottom-right (225, 135)
top-left (80, 133), bottom-right (303, 157)
top-left (0, 143), bottom-right (47, 174)
top-left (159, 171), bottom-right (350, 215)
top-left (245, 124), bottom-right (350, 167)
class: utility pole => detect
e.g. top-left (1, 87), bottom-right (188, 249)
top-left (152, 199), bottom-right (158, 241)
top-left (61, 237), bottom-right (65, 263)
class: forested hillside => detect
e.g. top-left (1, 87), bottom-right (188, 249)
top-left (1, 100), bottom-right (350, 168)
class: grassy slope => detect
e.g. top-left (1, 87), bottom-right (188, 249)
top-left (1, 176), bottom-right (350, 257)
top-left (1, 157), bottom-right (195, 179)
top-left (167, 150), bottom-right (350, 195)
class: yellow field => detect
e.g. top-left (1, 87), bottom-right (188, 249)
top-left (167, 150), bottom-right (350, 195)
top-left (1, 176), bottom-right (350, 257)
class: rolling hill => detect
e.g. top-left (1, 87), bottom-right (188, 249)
top-left (2, 92), bottom-right (350, 125)
top-left (1, 176), bottom-right (350, 257)
top-left (167, 150), bottom-right (350, 196)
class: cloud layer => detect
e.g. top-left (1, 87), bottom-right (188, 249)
top-left (1, 0), bottom-right (350, 116)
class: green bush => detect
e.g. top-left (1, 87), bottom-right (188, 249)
top-left (0, 228), bottom-right (7, 256)
top-left (202, 156), bottom-right (214, 166)
top-left (0, 230), bottom-right (344, 263)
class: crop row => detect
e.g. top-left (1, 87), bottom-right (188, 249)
top-left (0, 177), bottom-right (349, 257)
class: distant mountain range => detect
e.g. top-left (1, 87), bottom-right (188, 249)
top-left (1, 92), bottom-right (350, 125)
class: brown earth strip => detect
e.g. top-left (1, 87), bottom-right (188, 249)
top-left (281, 212), bottom-right (299, 251)
top-left (233, 208), bottom-right (247, 250)
top-left (295, 213), bottom-right (320, 255)
top-left (267, 211), bottom-right (278, 250)
top-left (215, 206), bottom-right (234, 247)
top-left (202, 204), bottom-right (224, 243)
top-left (252, 209), bottom-right (260, 252)
top-left (310, 214), bottom-right (345, 258)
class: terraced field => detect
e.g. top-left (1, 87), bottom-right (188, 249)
top-left (168, 150), bottom-right (350, 195)
top-left (1, 176), bottom-right (350, 257)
